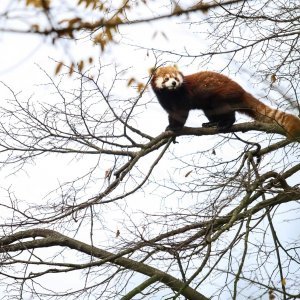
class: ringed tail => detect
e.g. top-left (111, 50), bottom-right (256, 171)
top-left (241, 93), bottom-right (300, 140)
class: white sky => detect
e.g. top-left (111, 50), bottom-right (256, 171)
top-left (0, 1), bottom-right (299, 299)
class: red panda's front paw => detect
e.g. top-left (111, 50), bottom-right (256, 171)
top-left (202, 122), bottom-right (218, 128)
top-left (165, 125), bottom-right (183, 132)
top-left (202, 120), bottom-right (234, 131)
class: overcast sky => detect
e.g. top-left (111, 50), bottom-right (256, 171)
top-left (0, 1), bottom-right (299, 299)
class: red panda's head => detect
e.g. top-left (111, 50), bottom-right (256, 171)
top-left (151, 65), bottom-right (184, 91)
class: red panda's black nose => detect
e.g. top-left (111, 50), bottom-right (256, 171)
top-left (172, 81), bottom-right (176, 86)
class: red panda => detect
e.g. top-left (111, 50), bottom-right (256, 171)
top-left (150, 65), bottom-right (300, 140)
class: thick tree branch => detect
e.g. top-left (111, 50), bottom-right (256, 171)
top-left (0, 229), bottom-right (209, 300)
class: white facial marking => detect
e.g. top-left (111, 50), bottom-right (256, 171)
top-left (155, 77), bottom-right (164, 89)
top-left (178, 74), bottom-right (183, 84)
top-left (163, 73), bottom-right (183, 90)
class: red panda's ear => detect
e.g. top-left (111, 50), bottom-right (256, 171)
top-left (148, 67), bottom-right (156, 75)
top-left (173, 64), bottom-right (178, 70)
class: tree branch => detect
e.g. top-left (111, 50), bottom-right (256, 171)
top-left (0, 229), bottom-right (209, 300)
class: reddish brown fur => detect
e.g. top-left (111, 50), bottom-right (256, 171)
top-left (151, 66), bottom-right (300, 139)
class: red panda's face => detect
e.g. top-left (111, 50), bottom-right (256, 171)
top-left (152, 66), bottom-right (184, 91)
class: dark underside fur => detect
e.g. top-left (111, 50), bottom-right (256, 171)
top-left (154, 86), bottom-right (189, 111)
top-left (153, 85), bottom-right (243, 131)
top-left (153, 87), bottom-right (191, 131)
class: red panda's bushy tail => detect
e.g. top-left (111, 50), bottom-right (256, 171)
top-left (238, 92), bottom-right (300, 140)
